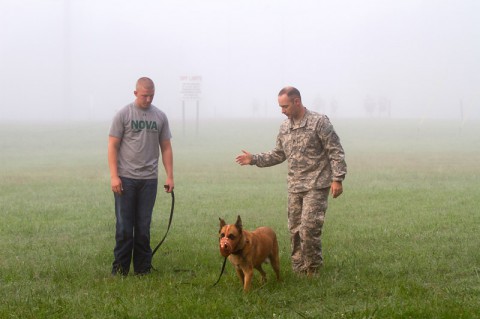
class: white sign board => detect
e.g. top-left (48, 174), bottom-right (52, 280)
top-left (180, 75), bottom-right (202, 101)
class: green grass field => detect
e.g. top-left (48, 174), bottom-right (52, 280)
top-left (1, 118), bottom-right (479, 318)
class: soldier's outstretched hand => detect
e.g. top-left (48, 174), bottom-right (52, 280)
top-left (235, 150), bottom-right (252, 166)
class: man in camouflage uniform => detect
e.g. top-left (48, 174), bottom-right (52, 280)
top-left (235, 86), bottom-right (347, 276)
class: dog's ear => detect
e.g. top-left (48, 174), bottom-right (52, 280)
top-left (219, 217), bottom-right (226, 231)
top-left (235, 215), bottom-right (243, 233)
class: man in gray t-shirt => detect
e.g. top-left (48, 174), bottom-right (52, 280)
top-left (108, 77), bottom-right (174, 276)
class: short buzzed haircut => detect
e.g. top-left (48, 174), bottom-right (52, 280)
top-left (278, 86), bottom-right (301, 102)
top-left (136, 77), bottom-right (155, 90)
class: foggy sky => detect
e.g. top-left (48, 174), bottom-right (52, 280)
top-left (1, 0), bottom-right (479, 121)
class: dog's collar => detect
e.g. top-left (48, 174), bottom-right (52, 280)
top-left (231, 238), bottom-right (249, 256)
top-left (231, 249), bottom-right (243, 256)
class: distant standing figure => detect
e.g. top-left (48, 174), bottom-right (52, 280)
top-left (108, 77), bottom-right (174, 276)
top-left (235, 86), bottom-right (347, 276)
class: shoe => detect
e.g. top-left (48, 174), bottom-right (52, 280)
top-left (306, 268), bottom-right (319, 277)
top-left (134, 271), bottom-right (150, 276)
top-left (111, 265), bottom-right (128, 276)
top-left (134, 266), bottom-right (152, 276)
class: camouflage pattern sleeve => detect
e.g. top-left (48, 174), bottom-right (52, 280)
top-left (318, 116), bottom-right (347, 182)
top-left (252, 131), bottom-right (287, 167)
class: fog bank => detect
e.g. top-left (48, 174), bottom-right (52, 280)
top-left (1, 0), bottom-right (479, 122)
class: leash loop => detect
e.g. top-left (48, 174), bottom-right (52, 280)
top-left (152, 189), bottom-right (175, 257)
top-left (150, 189), bottom-right (228, 288)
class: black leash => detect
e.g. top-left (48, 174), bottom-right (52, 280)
top-left (212, 256), bottom-right (228, 287)
top-left (152, 189), bottom-right (175, 257)
top-left (150, 188), bottom-right (227, 287)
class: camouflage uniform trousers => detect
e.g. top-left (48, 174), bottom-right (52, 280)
top-left (288, 187), bottom-right (329, 274)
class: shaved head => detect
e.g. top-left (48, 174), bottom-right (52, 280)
top-left (136, 77), bottom-right (155, 90)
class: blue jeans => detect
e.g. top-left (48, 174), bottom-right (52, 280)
top-left (112, 177), bottom-right (158, 275)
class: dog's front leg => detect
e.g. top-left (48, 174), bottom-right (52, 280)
top-left (243, 266), bottom-right (254, 292)
top-left (235, 268), bottom-right (245, 285)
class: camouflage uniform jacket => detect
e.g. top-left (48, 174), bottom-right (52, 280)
top-left (251, 108), bottom-right (347, 193)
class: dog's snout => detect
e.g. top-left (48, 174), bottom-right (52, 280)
top-left (220, 238), bottom-right (232, 257)
top-left (220, 238), bottom-right (230, 249)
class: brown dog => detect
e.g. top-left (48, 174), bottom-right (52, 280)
top-left (218, 215), bottom-right (280, 292)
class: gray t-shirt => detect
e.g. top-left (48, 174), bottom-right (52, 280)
top-left (109, 102), bottom-right (172, 179)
